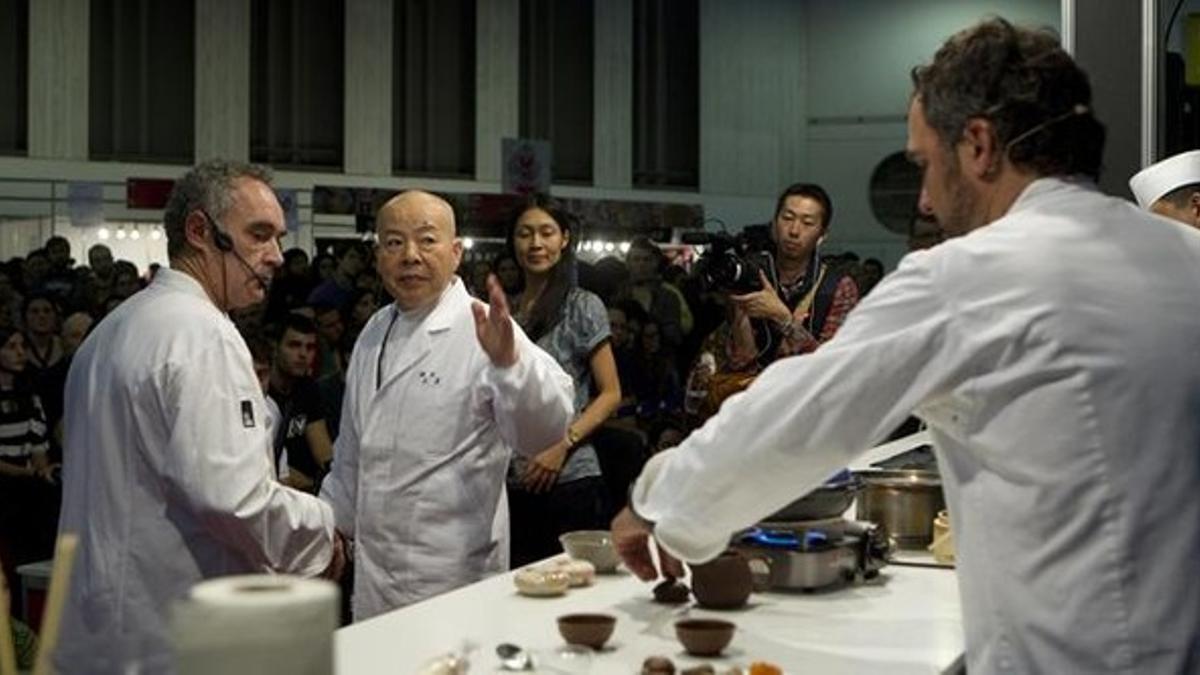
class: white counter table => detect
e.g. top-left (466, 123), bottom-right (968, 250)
top-left (335, 559), bottom-right (964, 674)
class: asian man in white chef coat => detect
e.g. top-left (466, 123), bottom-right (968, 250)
top-left (613, 18), bottom-right (1200, 675)
top-left (320, 190), bottom-right (574, 620)
top-left (1129, 148), bottom-right (1200, 229)
top-left (56, 160), bottom-right (345, 671)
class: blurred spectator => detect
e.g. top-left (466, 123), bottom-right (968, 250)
top-left (242, 331), bottom-right (280, 472)
top-left (23, 295), bottom-right (68, 453)
top-left (312, 304), bottom-right (348, 395)
top-left (493, 254), bottom-right (523, 299)
top-left (87, 244), bottom-right (115, 282)
top-left (857, 258), bottom-right (885, 296)
top-left (0, 327), bottom-right (58, 595)
top-left (268, 314), bottom-right (334, 493)
top-left (42, 236), bottom-right (75, 301)
top-left (466, 259), bottom-right (493, 300)
top-left (619, 238), bottom-right (687, 350)
top-left (606, 304), bottom-right (639, 403)
top-left (22, 250), bottom-right (49, 294)
top-left (346, 288), bottom-right (381, 347)
top-left (63, 267), bottom-right (98, 316)
top-left (312, 252), bottom-right (337, 283)
top-left (284, 247), bottom-right (310, 279)
top-left (265, 247), bottom-right (315, 323)
top-left (101, 294), bottom-right (125, 317)
top-left (22, 294), bottom-right (64, 371)
top-left (111, 261), bottom-right (143, 299)
top-left (354, 264), bottom-right (381, 295)
top-left (585, 255), bottom-right (629, 304)
top-left (625, 317), bottom-right (682, 432)
top-left (308, 243), bottom-right (366, 310)
top-left (61, 312), bottom-right (94, 356)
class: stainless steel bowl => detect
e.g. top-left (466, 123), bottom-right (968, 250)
top-left (765, 474), bottom-right (863, 522)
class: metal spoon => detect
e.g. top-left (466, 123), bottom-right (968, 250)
top-left (496, 642), bottom-right (534, 671)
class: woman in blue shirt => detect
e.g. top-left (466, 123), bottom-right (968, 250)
top-left (505, 195), bottom-right (623, 567)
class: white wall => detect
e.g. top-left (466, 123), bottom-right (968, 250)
top-left (685, 0), bottom-right (1061, 267)
top-left (804, 0), bottom-right (1061, 267)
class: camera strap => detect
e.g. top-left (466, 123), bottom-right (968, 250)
top-left (791, 264), bottom-right (827, 326)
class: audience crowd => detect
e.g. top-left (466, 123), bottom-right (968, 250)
top-left (0, 211), bottom-right (889, 625)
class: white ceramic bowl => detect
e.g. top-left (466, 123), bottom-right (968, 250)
top-left (558, 530), bottom-right (620, 573)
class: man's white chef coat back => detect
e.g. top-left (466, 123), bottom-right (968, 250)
top-left (634, 179), bottom-right (1200, 674)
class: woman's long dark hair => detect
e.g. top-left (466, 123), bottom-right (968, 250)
top-left (505, 194), bottom-right (578, 342)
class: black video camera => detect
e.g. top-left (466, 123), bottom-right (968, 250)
top-left (684, 225), bottom-right (777, 294)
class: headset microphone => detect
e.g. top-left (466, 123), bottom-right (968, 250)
top-left (206, 213), bottom-right (271, 291)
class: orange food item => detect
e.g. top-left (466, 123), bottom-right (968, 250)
top-left (748, 662), bottom-right (782, 675)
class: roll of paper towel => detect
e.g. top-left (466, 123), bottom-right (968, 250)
top-left (172, 575), bottom-right (339, 675)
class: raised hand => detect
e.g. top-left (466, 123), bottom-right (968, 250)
top-left (471, 274), bottom-right (518, 368)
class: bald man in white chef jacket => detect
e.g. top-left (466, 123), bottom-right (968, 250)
top-left (56, 160), bottom-right (344, 672)
top-left (1129, 148), bottom-right (1200, 229)
top-left (320, 190), bottom-right (574, 620)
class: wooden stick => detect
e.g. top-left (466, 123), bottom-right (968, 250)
top-left (32, 534), bottom-right (79, 675)
top-left (0, 555), bottom-right (18, 675)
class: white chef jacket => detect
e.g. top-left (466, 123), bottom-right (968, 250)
top-left (320, 278), bottom-right (573, 620)
top-left (632, 178), bottom-right (1200, 674)
top-left (56, 269), bottom-right (336, 671)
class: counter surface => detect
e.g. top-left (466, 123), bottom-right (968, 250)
top-left (335, 558), bottom-right (964, 674)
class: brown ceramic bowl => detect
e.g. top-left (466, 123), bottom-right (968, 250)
top-left (557, 613), bottom-right (617, 649)
top-left (674, 618), bottom-right (736, 656)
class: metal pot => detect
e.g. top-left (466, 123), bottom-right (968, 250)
top-left (855, 469), bottom-right (945, 549)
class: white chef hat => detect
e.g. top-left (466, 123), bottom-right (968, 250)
top-left (1129, 150), bottom-right (1200, 209)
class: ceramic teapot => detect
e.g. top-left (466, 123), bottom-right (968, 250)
top-left (689, 549), bottom-right (757, 609)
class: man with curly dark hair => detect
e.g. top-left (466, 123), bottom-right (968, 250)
top-left (613, 18), bottom-right (1200, 674)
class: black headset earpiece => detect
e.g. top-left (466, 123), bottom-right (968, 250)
top-left (211, 224), bottom-right (233, 252)
top-left (200, 207), bottom-right (269, 291)
top-left (199, 209), bottom-right (233, 252)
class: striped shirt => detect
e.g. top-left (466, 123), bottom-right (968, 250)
top-left (0, 386), bottom-right (49, 460)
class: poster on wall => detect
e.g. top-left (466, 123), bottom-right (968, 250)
top-left (126, 178), bottom-right (175, 209)
top-left (276, 189), bottom-right (300, 233)
top-left (501, 138), bottom-right (552, 196)
top-left (67, 182), bottom-right (105, 228)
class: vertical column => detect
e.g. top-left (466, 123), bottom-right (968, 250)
top-left (1069, 0), bottom-right (1143, 198)
top-left (195, 0), bottom-right (250, 162)
top-left (28, 0), bottom-right (89, 160)
top-left (476, 0), bottom-right (519, 183)
top-left (594, 0), bottom-right (633, 189)
top-left (344, 0), bottom-right (393, 176)
top-left (698, 0), bottom-right (807, 196)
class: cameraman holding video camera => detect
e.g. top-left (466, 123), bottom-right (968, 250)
top-left (725, 183), bottom-right (859, 370)
top-left (684, 183), bottom-right (859, 420)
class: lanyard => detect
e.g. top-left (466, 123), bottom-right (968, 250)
top-left (376, 307), bottom-right (400, 391)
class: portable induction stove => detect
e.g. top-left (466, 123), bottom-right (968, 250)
top-left (731, 519), bottom-right (891, 591)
